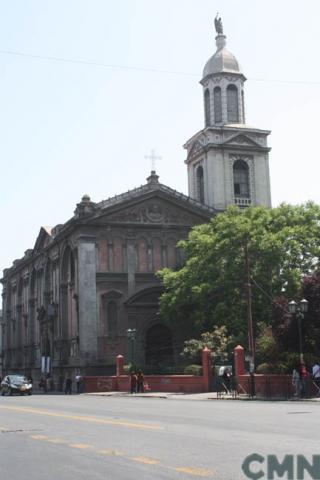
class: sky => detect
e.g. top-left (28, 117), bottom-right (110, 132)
top-left (1, 0), bottom-right (320, 282)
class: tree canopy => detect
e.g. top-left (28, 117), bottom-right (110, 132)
top-left (158, 203), bottom-right (320, 353)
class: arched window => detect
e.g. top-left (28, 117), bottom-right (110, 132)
top-left (107, 301), bottom-right (118, 336)
top-left (70, 252), bottom-right (75, 284)
top-left (204, 89), bottom-right (211, 126)
top-left (227, 84), bottom-right (239, 123)
top-left (214, 86), bottom-right (222, 123)
top-left (196, 166), bottom-right (205, 204)
top-left (233, 160), bottom-right (250, 197)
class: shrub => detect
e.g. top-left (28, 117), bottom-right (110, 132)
top-left (256, 362), bottom-right (287, 374)
top-left (184, 364), bottom-right (203, 376)
top-left (123, 364), bottom-right (136, 374)
top-left (256, 363), bottom-right (273, 374)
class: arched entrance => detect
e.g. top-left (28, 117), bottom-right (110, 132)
top-left (145, 324), bottom-right (173, 366)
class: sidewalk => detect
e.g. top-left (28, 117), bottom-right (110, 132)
top-left (85, 391), bottom-right (217, 400)
top-left (84, 391), bottom-right (320, 401)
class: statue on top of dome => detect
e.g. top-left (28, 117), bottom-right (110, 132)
top-left (214, 13), bottom-right (223, 35)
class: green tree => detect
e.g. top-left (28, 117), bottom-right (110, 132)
top-left (181, 326), bottom-right (230, 364)
top-left (158, 203), bottom-right (320, 350)
top-left (273, 270), bottom-right (320, 359)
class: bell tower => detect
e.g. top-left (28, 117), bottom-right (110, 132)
top-left (184, 15), bottom-right (271, 210)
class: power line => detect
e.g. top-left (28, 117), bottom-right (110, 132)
top-left (0, 48), bottom-right (320, 86)
top-left (250, 276), bottom-right (290, 316)
top-left (0, 49), bottom-right (197, 77)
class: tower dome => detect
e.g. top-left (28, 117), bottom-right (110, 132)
top-left (202, 34), bottom-right (243, 79)
top-left (200, 16), bottom-right (246, 127)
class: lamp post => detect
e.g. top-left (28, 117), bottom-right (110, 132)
top-left (127, 328), bottom-right (137, 366)
top-left (288, 299), bottom-right (308, 362)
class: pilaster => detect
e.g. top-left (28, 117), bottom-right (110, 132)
top-left (78, 240), bottom-right (98, 358)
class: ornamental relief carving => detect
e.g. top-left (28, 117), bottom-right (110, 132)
top-left (223, 132), bottom-right (235, 140)
top-left (107, 203), bottom-right (196, 225)
top-left (250, 134), bottom-right (265, 146)
top-left (198, 135), bottom-right (209, 146)
top-left (229, 154), bottom-right (253, 163)
top-left (226, 135), bottom-right (257, 146)
top-left (188, 141), bottom-right (204, 160)
top-left (225, 75), bottom-right (241, 82)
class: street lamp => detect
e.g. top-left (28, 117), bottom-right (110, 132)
top-left (127, 328), bottom-right (137, 366)
top-left (288, 299), bottom-right (308, 362)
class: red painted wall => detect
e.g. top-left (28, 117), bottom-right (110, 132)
top-left (84, 374), bottom-right (207, 394)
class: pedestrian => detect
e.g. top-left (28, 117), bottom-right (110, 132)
top-left (299, 363), bottom-right (309, 398)
top-left (217, 366), bottom-right (226, 395)
top-left (65, 375), bottom-right (72, 394)
top-left (46, 374), bottom-right (51, 393)
top-left (130, 372), bottom-right (137, 394)
top-left (136, 370), bottom-right (144, 393)
top-left (222, 368), bottom-right (232, 394)
top-left (39, 375), bottom-right (47, 393)
top-left (292, 366), bottom-right (301, 397)
top-left (312, 361), bottom-right (320, 396)
top-left (75, 371), bottom-right (82, 394)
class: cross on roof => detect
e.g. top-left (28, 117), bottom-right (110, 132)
top-left (144, 149), bottom-right (161, 171)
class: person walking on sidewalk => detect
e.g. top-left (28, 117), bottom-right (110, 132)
top-left (137, 370), bottom-right (145, 393)
top-left (292, 366), bottom-right (301, 397)
top-left (75, 371), bottom-right (82, 394)
top-left (130, 372), bottom-right (137, 394)
top-left (65, 374), bottom-right (72, 394)
top-left (312, 361), bottom-right (320, 396)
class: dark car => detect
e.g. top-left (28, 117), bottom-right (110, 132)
top-left (1, 375), bottom-right (32, 396)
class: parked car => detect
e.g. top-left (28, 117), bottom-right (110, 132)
top-left (1, 375), bottom-right (32, 396)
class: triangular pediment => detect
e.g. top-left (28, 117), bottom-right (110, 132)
top-left (223, 134), bottom-right (260, 147)
top-left (187, 141), bottom-right (205, 161)
top-left (88, 191), bottom-right (213, 227)
top-left (33, 226), bottom-right (52, 253)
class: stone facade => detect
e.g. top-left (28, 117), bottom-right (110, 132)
top-left (0, 19), bottom-right (272, 383)
top-left (0, 173), bottom-right (215, 380)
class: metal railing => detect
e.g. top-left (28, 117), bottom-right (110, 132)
top-left (228, 376), bottom-right (320, 400)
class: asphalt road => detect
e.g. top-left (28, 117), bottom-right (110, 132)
top-left (0, 394), bottom-right (318, 480)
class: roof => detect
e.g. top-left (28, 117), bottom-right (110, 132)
top-left (202, 34), bottom-right (244, 80)
top-left (96, 171), bottom-right (217, 217)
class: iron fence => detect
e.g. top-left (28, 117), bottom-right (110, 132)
top-left (219, 375), bottom-right (320, 400)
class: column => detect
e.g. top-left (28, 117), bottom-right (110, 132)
top-left (78, 241), bottom-right (98, 357)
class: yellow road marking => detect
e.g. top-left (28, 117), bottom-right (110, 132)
top-left (174, 467), bottom-right (214, 477)
top-left (28, 431), bottom-right (213, 477)
top-left (69, 443), bottom-right (94, 450)
top-left (132, 456), bottom-right (160, 465)
top-left (99, 449), bottom-right (124, 456)
top-left (46, 438), bottom-right (67, 444)
top-left (0, 405), bottom-right (162, 431)
top-left (30, 434), bottom-right (48, 440)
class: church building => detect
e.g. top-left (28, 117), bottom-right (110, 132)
top-left (0, 18), bottom-right (271, 380)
